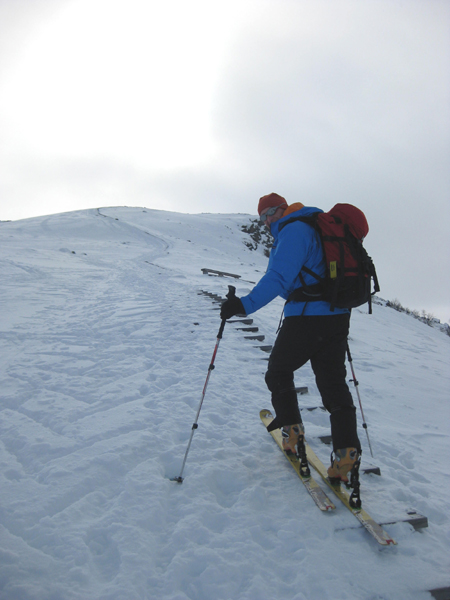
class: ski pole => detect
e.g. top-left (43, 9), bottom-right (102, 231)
top-left (346, 343), bottom-right (374, 458)
top-left (172, 286), bottom-right (235, 483)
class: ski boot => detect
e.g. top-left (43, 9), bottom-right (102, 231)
top-left (281, 423), bottom-right (305, 456)
top-left (328, 448), bottom-right (361, 508)
top-left (282, 424), bottom-right (310, 477)
top-left (327, 448), bottom-right (360, 483)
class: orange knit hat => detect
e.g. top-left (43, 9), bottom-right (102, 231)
top-left (258, 193), bottom-right (288, 215)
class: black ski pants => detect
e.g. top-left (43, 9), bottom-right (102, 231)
top-left (265, 313), bottom-right (361, 452)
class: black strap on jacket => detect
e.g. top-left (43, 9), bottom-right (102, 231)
top-left (278, 213), bottom-right (325, 303)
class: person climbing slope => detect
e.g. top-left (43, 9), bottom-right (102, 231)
top-left (220, 192), bottom-right (361, 482)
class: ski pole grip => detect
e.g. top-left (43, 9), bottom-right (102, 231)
top-left (227, 285), bottom-right (236, 299)
top-left (217, 286), bottom-right (235, 339)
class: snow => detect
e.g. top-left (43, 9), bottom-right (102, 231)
top-left (0, 206), bottom-right (449, 600)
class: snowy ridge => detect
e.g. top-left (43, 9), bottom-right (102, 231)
top-left (0, 207), bottom-right (449, 600)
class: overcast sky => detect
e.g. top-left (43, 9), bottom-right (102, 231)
top-left (0, 0), bottom-right (449, 323)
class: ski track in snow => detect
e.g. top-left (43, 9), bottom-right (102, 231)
top-left (0, 207), bottom-right (449, 600)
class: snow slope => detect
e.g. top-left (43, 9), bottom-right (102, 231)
top-left (0, 207), bottom-right (449, 600)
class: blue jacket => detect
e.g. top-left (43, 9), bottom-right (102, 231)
top-left (240, 205), bottom-right (349, 317)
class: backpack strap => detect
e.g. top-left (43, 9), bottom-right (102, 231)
top-left (278, 213), bottom-right (320, 232)
top-left (280, 213), bottom-right (352, 311)
top-left (279, 213), bottom-right (328, 305)
top-left (278, 217), bottom-right (325, 303)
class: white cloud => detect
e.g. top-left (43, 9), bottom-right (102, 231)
top-left (0, 0), bottom-right (252, 169)
top-left (0, 0), bottom-right (448, 320)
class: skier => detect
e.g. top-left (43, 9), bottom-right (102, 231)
top-left (220, 193), bottom-right (361, 482)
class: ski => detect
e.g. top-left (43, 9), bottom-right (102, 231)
top-left (261, 409), bottom-right (397, 546)
top-left (303, 440), bottom-right (397, 545)
top-left (260, 410), bottom-right (335, 511)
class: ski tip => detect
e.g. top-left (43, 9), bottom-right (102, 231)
top-left (260, 409), bottom-right (273, 418)
top-left (386, 539), bottom-right (397, 546)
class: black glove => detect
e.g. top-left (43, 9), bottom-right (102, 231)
top-left (220, 295), bottom-right (246, 320)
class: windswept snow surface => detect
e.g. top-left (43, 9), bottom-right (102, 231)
top-left (0, 207), bottom-right (449, 600)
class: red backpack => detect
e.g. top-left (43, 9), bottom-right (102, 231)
top-left (279, 204), bottom-right (380, 313)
